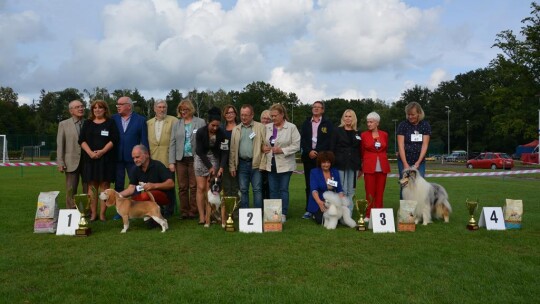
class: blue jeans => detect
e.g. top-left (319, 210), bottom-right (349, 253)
top-left (397, 159), bottom-right (426, 199)
top-left (338, 169), bottom-right (356, 215)
top-left (268, 170), bottom-right (292, 216)
top-left (238, 159), bottom-right (262, 208)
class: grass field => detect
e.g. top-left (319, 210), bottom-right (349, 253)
top-left (1, 164), bottom-right (538, 303)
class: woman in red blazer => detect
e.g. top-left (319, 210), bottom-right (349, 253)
top-left (360, 112), bottom-right (391, 221)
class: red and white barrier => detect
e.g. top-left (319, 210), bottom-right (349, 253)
top-left (388, 169), bottom-right (540, 178)
top-left (0, 162), bottom-right (58, 167)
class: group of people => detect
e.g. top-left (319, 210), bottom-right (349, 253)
top-left (57, 96), bottom-right (431, 228)
top-left (301, 101), bottom-right (431, 225)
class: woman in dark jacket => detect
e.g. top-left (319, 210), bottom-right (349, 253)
top-left (331, 109), bottom-right (362, 215)
top-left (194, 107), bottom-right (228, 225)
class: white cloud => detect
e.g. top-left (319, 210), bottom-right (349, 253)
top-left (289, 0), bottom-right (438, 72)
top-left (428, 68), bottom-right (449, 89)
top-left (0, 10), bottom-right (49, 84)
top-left (269, 67), bottom-right (326, 103)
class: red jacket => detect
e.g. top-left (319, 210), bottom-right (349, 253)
top-left (360, 130), bottom-right (391, 174)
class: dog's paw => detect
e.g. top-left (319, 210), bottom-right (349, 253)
top-left (121, 230), bottom-right (127, 233)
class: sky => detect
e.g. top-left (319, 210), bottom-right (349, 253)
top-left (0, 0), bottom-right (533, 105)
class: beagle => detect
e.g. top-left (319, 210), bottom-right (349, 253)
top-left (99, 189), bottom-right (168, 233)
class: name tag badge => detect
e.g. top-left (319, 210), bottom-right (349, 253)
top-left (375, 142), bottom-right (381, 149)
top-left (327, 179), bottom-right (338, 187)
top-left (411, 133), bottom-right (422, 142)
top-left (356, 135), bottom-right (361, 140)
top-left (220, 140), bottom-right (229, 150)
top-left (101, 130), bottom-right (109, 136)
top-left (270, 139), bottom-right (276, 145)
top-left (193, 129), bottom-right (198, 134)
top-left (312, 137), bottom-right (317, 143)
top-left (249, 132), bottom-right (256, 139)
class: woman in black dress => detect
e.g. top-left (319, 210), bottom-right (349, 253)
top-left (79, 100), bottom-right (119, 221)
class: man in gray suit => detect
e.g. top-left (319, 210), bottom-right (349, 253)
top-left (56, 99), bottom-right (88, 208)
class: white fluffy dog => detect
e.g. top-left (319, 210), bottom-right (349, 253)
top-left (400, 168), bottom-right (452, 225)
top-left (322, 191), bottom-right (357, 230)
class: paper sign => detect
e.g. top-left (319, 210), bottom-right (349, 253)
top-left (56, 209), bottom-right (80, 235)
top-left (239, 208), bottom-right (263, 233)
top-left (368, 208), bottom-right (396, 233)
top-left (479, 207), bottom-right (506, 230)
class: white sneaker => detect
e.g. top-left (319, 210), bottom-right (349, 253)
top-left (281, 214), bottom-right (287, 223)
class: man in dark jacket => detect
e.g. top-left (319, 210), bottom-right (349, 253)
top-left (300, 101), bottom-right (333, 219)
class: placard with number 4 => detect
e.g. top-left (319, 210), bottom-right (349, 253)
top-left (479, 207), bottom-right (506, 230)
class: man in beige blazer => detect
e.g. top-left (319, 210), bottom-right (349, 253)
top-left (56, 100), bottom-right (87, 209)
top-left (147, 99), bottom-right (178, 216)
top-left (229, 104), bottom-right (266, 209)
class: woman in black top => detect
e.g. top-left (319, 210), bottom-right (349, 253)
top-left (79, 100), bottom-right (119, 221)
top-left (194, 107), bottom-right (228, 225)
top-left (331, 109), bottom-right (362, 214)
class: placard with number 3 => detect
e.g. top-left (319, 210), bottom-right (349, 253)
top-left (368, 208), bottom-right (396, 233)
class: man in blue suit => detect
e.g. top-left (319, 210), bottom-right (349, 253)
top-left (112, 96), bottom-right (149, 195)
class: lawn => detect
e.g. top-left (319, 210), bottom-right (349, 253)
top-left (0, 165), bottom-right (538, 303)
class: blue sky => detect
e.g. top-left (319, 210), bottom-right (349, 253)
top-left (0, 0), bottom-right (533, 105)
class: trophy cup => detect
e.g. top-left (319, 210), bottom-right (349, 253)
top-left (466, 199), bottom-right (479, 231)
top-left (74, 193), bottom-right (92, 236)
top-left (355, 198), bottom-right (369, 231)
top-left (222, 196), bottom-right (239, 232)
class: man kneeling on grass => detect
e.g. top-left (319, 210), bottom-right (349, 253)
top-left (119, 145), bottom-right (175, 228)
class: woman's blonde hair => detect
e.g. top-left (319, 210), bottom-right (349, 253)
top-left (269, 103), bottom-right (289, 121)
top-left (338, 109), bottom-right (357, 131)
top-left (176, 99), bottom-right (195, 118)
top-left (405, 102), bottom-right (425, 121)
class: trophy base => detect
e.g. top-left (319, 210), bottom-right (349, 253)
top-left (356, 225), bottom-right (367, 231)
top-left (75, 227), bottom-right (92, 237)
top-left (466, 224), bottom-right (479, 231)
top-left (225, 225), bottom-right (235, 232)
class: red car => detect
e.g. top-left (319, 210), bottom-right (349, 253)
top-left (466, 152), bottom-right (514, 170)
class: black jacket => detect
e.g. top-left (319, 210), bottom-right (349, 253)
top-left (300, 116), bottom-right (334, 162)
top-left (195, 126), bottom-right (228, 170)
top-left (331, 127), bottom-right (362, 171)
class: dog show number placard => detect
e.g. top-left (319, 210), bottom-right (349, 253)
top-left (239, 208), bottom-right (263, 233)
top-left (56, 209), bottom-right (80, 236)
top-left (478, 207), bottom-right (506, 230)
top-left (368, 208), bottom-right (396, 233)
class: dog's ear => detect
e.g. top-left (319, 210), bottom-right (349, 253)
top-left (104, 189), bottom-right (116, 206)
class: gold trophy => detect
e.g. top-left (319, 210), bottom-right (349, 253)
top-left (355, 198), bottom-right (369, 231)
top-left (222, 196), bottom-right (239, 232)
top-left (74, 193), bottom-right (92, 236)
top-left (466, 199), bottom-right (479, 231)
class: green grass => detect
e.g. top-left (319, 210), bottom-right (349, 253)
top-left (0, 165), bottom-right (539, 303)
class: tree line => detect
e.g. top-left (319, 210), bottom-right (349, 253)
top-left (1, 2), bottom-right (539, 157)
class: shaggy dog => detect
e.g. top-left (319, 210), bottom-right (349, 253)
top-left (205, 177), bottom-right (227, 228)
top-left (322, 191), bottom-right (357, 230)
top-left (399, 168), bottom-right (452, 225)
top-left (99, 189), bottom-right (168, 233)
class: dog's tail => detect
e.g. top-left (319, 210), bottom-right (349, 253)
top-left (431, 183), bottom-right (452, 220)
top-left (147, 191), bottom-right (156, 203)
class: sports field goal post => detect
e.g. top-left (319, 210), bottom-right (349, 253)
top-left (0, 135), bottom-right (7, 164)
